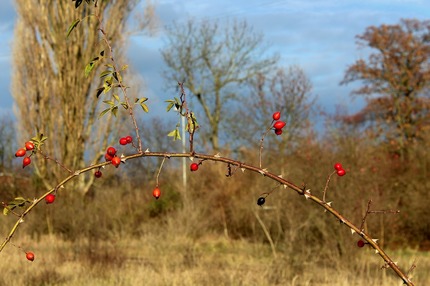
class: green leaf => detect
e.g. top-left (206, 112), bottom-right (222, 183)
top-left (187, 112), bottom-right (199, 133)
top-left (3, 206), bottom-right (10, 215)
top-left (121, 103), bottom-right (129, 110)
top-left (99, 70), bottom-right (112, 78)
top-left (166, 101), bottom-right (175, 112)
top-left (103, 83), bottom-right (112, 94)
top-left (85, 61), bottom-right (95, 77)
top-left (103, 100), bottom-right (115, 106)
top-left (112, 72), bottom-right (119, 82)
top-left (75, 0), bottom-right (83, 8)
top-left (121, 65), bottom-right (128, 71)
top-left (167, 128), bottom-right (181, 140)
top-left (111, 106), bottom-right (118, 117)
top-left (105, 77), bottom-right (113, 86)
top-left (113, 94), bottom-right (120, 102)
top-left (15, 198), bottom-right (26, 207)
top-left (67, 19), bottom-right (80, 37)
top-left (99, 108), bottom-right (111, 118)
top-left (96, 87), bottom-right (105, 98)
top-left (140, 103), bottom-right (149, 113)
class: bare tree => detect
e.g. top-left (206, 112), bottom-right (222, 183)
top-left (229, 66), bottom-right (314, 153)
top-left (161, 19), bottom-right (278, 151)
top-left (341, 19), bottom-right (430, 155)
top-left (11, 0), bottom-right (154, 194)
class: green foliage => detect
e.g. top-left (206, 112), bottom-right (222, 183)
top-left (72, 0), bottom-right (94, 9)
top-left (167, 125), bottom-right (181, 141)
top-left (66, 19), bottom-right (80, 37)
top-left (30, 133), bottom-right (48, 151)
top-left (165, 98), bottom-right (181, 113)
top-left (85, 51), bottom-right (105, 77)
top-left (135, 97), bottom-right (149, 113)
top-left (3, 197), bottom-right (31, 216)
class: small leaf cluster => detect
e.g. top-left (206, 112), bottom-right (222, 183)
top-left (3, 197), bottom-right (32, 216)
top-left (165, 97), bottom-right (199, 141)
top-left (71, 0), bottom-right (95, 9)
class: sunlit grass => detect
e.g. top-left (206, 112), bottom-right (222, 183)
top-left (1, 232), bottom-right (428, 286)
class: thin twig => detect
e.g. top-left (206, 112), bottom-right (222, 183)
top-left (38, 150), bottom-right (73, 174)
top-left (322, 171), bottom-right (336, 202)
top-left (156, 157), bottom-right (167, 187)
top-left (259, 122), bottom-right (274, 168)
top-left (360, 200), bottom-right (372, 231)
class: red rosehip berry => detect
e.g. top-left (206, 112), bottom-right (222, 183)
top-left (111, 156), bottom-right (121, 168)
top-left (273, 121), bottom-right (286, 130)
top-left (119, 137), bottom-right (128, 145)
top-left (334, 163), bottom-right (343, 171)
top-left (190, 163), bottom-right (199, 172)
top-left (26, 252), bottom-right (35, 261)
top-left (106, 147), bottom-right (116, 156)
top-left (15, 148), bottom-right (27, 157)
top-left (257, 197), bottom-right (266, 206)
top-left (357, 240), bottom-right (365, 248)
top-left (105, 153), bottom-right (114, 161)
top-left (337, 169), bottom-right (346, 176)
top-left (45, 194), bottom-right (55, 204)
top-left (153, 187), bottom-right (161, 199)
top-left (125, 136), bottom-right (133, 144)
top-left (272, 111), bottom-right (281, 121)
top-left (25, 141), bottom-right (35, 151)
top-left (274, 128), bottom-right (282, 135)
top-left (94, 170), bottom-right (102, 178)
top-left (22, 157), bottom-right (31, 168)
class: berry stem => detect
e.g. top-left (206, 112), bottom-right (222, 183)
top-left (259, 122), bottom-right (274, 168)
top-left (360, 199), bottom-right (373, 232)
top-left (155, 157), bottom-right (167, 187)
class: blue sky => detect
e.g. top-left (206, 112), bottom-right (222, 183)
top-left (1, 0), bottom-right (429, 121)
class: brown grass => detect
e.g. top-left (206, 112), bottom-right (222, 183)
top-left (1, 230), bottom-right (429, 286)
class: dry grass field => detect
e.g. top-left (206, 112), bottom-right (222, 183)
top-left (1, 225), bottom-right (429, 286)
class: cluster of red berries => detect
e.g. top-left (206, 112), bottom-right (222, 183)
top-left (105, 146), bottom-right (121, 168)
top-left (119, 135), bottom-right (133, 146)
top-left (272, 111), bottom-right (286, 135)
top-left (15, 141), bottom-right (35, 168)
top-left (334, 163), bottom-right (346, 176)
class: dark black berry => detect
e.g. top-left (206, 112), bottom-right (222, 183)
top-left (257, 197), bottom-right (265, 206)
